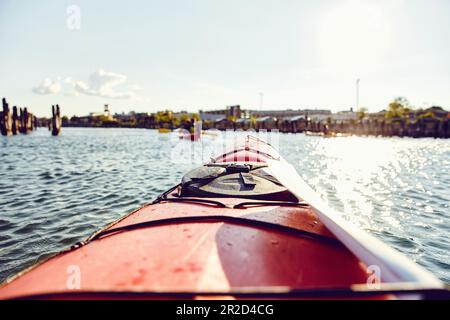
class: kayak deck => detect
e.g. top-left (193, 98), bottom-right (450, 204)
top-left (1, 136), bottom-right (406, 300)
top-left (0, 195), bottom-right (375, 299)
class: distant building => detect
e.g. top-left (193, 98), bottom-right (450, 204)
top-left (331, 109), bottom-right (358, 122)
top-left (300, 109), bottom-right (332, 116)
top-left (88, 104), bottom-right (114, 121)
top-left (235, 118), bottom-right (252, 130)
top-left (227, 105), bottom-right (241, 119)
top-left (248, 109), bottom-right (331, 119)
top-left (199, 105), bottom-right (241, 121)
top-left (368, 110), bottom-right (387, 120)
top-left (114, 112), bottom-right (134, 123)
top-left (200, 113), bottom-right (226, 122)
top-left (255, 116), bottom-right (278, 130)
top-left (248, 109), bottom-right (300, 118)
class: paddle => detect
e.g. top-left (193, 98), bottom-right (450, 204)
top-left (266, 157), bottom-right (442, 288)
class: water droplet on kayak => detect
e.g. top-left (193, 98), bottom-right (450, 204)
top-left (138, 268), bottom-right (147, 275)
top-left (271, 240), bottom-right (279, 245)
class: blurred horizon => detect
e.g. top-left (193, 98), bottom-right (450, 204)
top-left (1, 0), bottom-right (450, 117)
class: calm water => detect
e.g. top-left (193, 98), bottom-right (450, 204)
top-left (0, 128), bottom-right (449, 283)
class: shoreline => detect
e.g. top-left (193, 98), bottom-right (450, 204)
top-left (55, 124), bottom-right (450, 139)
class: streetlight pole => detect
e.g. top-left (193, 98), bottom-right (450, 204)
top-left (259, 92), bottom-right (264, 111)
top-left (356, 79), bottom-right (360, 112)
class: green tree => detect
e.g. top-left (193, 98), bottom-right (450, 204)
top-left (386, 97), bottom-right (413, 119)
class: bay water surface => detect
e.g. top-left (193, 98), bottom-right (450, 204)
top-left (0, 128), bottom-right (449, 283)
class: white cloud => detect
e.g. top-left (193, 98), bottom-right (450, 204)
top-left (72, 69), bottom-right (136, 99)
top-left (33, 69), bottom-right (143, 100)
top-left (32, 78), bottom-right (62, 95)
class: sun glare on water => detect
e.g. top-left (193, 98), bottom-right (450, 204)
top-left (295, 136), bottom-right (450, 244)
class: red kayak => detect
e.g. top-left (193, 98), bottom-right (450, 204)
top-left (179, 123), bottom-right (201, 141)
top-left (0, 136), bottom-right (445, 300)
top-left (179, 132), bottom-right (200, 141)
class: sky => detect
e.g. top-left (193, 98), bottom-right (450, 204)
top-left (0, 0), bottom-right (449, 117)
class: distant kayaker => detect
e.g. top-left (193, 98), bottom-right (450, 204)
top-left (182, 118), bottom-right (197, 133)
top-left (190, 118), bottom-right (197, 133)
top-left (182, 119), bottom-right (193, 133)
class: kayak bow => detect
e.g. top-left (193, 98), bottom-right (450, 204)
top-left (0, 136), bottom-right (445, 300)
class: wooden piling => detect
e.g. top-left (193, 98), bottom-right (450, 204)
top-left (1, 98), bottom-right (13, 136)
top-left (19, 108), bottom-right (23, 133)
top-left (51, 104), bottom-right (62, 136)
top-left (12, 106), bottom-right (19, 135)
top-left (21, 107), bottom-right (31, 134)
